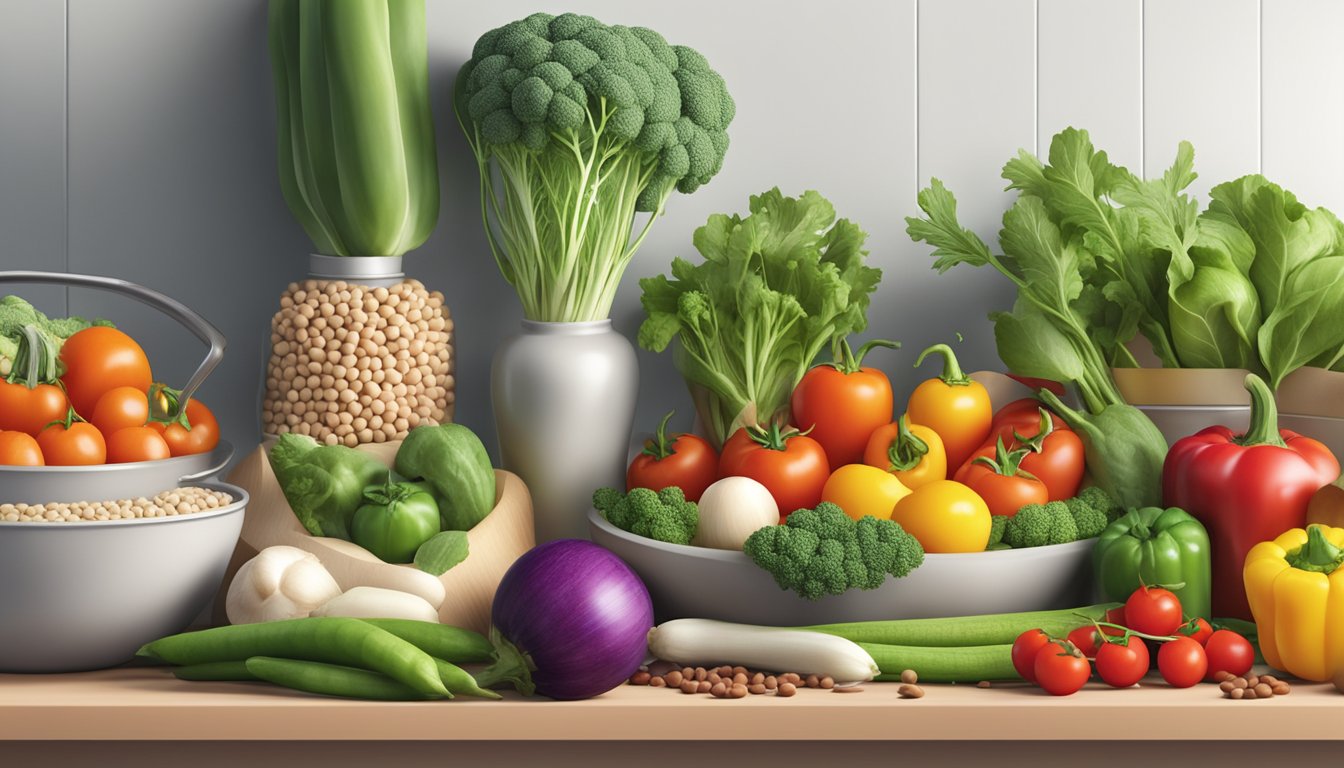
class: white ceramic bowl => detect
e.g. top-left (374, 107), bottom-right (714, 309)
top-left (0, 482), bottom-right (247, 672)
top-left (589, 508), bottom-right (1096, 625)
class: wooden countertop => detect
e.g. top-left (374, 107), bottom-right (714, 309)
top-left (3, 667), bottom-right (1342, 741)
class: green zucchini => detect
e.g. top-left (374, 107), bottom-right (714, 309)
top-left (863, 643), bottom-right (1019, 683)
top-left (804, 603), bottom-right (1119, 647)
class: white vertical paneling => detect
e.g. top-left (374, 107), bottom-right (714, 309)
top-left (915, 0), bottom-right (1035, 373)
top-left (1262, 0), bottom-right (1344, 211)
top-left (1143, 0), bottom-right (1260, 200)
top-left (0, 0), bottom-right (66, 316)
top-left (1038, 0), bottom-right (1142, 171)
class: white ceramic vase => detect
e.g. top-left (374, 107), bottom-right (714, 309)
top-left (491, 319), bottom-right (639, 542)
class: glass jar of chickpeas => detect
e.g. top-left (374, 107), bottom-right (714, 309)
top-left (261, 255), bottom-right (455, 446)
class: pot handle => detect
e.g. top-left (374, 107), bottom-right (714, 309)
top-left (178, 442), bottom-right (236, 484)
top-left (0, 271), bottom-right (226, 409)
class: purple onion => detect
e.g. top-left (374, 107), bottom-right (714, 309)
top-left (490, 539), bottom-right (653, 700)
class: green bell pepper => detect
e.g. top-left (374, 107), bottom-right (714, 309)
top-left (352, 481), bottom-right (441, 564)
top-left (1094, 506), bottom-right (1212, 620)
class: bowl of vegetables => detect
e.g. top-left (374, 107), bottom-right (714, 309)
top-left (0, 271), bottom-right (230, 500)
top-left (0, 481), bottom-right (248, 672)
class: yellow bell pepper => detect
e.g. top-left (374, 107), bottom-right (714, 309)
top-left (1243, 524), bottom-right (1344, 682)
top-left (863, 414), bottom-right (948, 490)
top-left (889, 479), bottom-right (990, 553)
top-left (821, 464), bottom-right (912, 521)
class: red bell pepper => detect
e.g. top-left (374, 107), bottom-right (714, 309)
top-left (1162, 373), bottom-right (1340, 619)
top-left (955, 400), bottom-right (1085, 501)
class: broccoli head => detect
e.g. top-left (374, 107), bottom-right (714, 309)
top-left (592, 486), bottom-right (697, 545)
top-left (0, 295), bottom-right (111, 379)
top-left (1073, 485), bottom-right (1124, 523)
top-left (1003, 502), bottom-right (1078, 549)
top-left (742, 503), bottom-right (924, 601)
top-left (986, 515), bottom-right (1009, 549)
top-left (1065, 492), bottom-right (1110, 539)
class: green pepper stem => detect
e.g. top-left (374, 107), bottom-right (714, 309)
top-left (1236, 373), bottom-right (1287, 448)
top-left (914, 343), bottom-right (970, 386)
top-left (886, 414), bottom-right (930, 472)
top-left (1285, 525), bottom-right (1344, 575)
top-left (640, 411), bottom-right (678, 461)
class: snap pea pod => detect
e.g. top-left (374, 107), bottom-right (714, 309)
top-left (804, 603), bottom-right (1118, 647)
top-left (245, 657), bottom-right (445, 701)
top-left (862, 643), bottom-right (1018, 683)
top-left (434, 658), bottom-right (502, 700)
top-left (172, 661), bottom-right (258, 682)
top-left (358, 618), bottom-right (493, 663)
top-left (138, 617), bottom-right (448, 697)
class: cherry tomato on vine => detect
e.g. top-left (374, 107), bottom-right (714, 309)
top-left (1102, 606), bottom-right (1128, 637)
top-left (626, 411), bottom-right (718, 502)
top-left (1180, 617), bottom-right (1213, 646)
top-left (59, 326), bottom-right (151, 418)
top-left (719, 424), bottom-right (829, 518)
top-left (1125, 586), bottom-right (1184, 637)
top-left (0, 430), bottom-right (44, 466)
top-left (38, 418), bottom-right (106, 466)
top-left (105, 426), bottom-right (171, 464)
top-left (1012, 629), bottom-right (1052, 683)
top-left (1033, 641), bottom-right (1091, 696)
top-left (1158, 636), bottom-right (1208, 688)
top-left (91, 386), bottom-right (150, 437)
top-left (1066, 625), bottom-right (1102, 658)
top-left (1202, 630), bottom-right (1254, 681)
top-left (790, 339), bottom-right (899, 468)
top-left (1095, 635), bottom-right (1150, 688)
top-left (147, 387), bottom-right (220, 457)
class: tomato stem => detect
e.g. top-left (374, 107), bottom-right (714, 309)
top-left (640, 411), bottom-right (679, 461)
top-left (886, 414), bottom-right (929, 472)
top-left (1090, 620), bottom-right (1177, 643)
top-left (148, 383), bottom-right (193, 430)
top-left (824, 338), bottom-right (900, 374)
top-left (970, 436), bottom-right (1037, 479)
top-left (914, 342), bottom-right (971, 387)
top-left (746, 422), bottom-right (807, 452)
top-left (1011, 408), bottom-right (1055, 453)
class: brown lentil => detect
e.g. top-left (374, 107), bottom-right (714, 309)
top-left (1243, 687), bottom-right (1258, 699)
top-left (1230, 688), bottom-right (1245, 699)
top-left (694, 667), bottom-right (708, 682)
top-left (665, 670), bottom-right (683, 688)
top-left (1214, 671), bottom-right (1235, 683)
top-left (649, 676), bottom-right (666, 688)
top-left (1254, 683), bottom-right (1273, 698)
top-left (832, 686), bottom-right (864, 693)
top-left (1272, 682), bottom-right (1291, 696)
top-left (750, 672), bottom-right (765, 686)
top-left (629, 671), bottom-right (651, 686)
top-left (265, 278), bottom-right (454, 445)
top-left (805, 674), bottom-right (820, 688)
top-left (732, 672), bottom-right (748, 686)
top-left (898, 684), bottom-right (925, 699)
top-left (819, 676), bottom-right (835, 690)
top-left (710, 682), bottom-right (727, 698)
top-left (748, 684), bottom-right (767, 695)
top-left (764, 676), bottom-right (777, 690)
top-left (697, 681), bottom-right (712, 694)
top-left (900, 669), bottom-right (918, 685)
top-left (0, 487), bottom-right (233, 523)
top-left (680, 680), bottom-right (699, 694)
top-left (977, 681), bottom-right (992, 689)
top-left (777, 683), bottom-right (797, 697)
top-left (728, 684), bottom-right (748, 699)
top-left (1245, 675), bottom-right (1260, 687)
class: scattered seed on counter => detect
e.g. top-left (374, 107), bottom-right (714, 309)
top-left (710, 682), bottom-right (727, 698)
top-left (0, 487), bottom-right (233, 523)
top-left (900, 669), bottom-right (918, 685)
top-left (728, 684), bottom-right (748, 699)
top-left (629, 671), bottom-right (651, 686)
top-left (748, 684), bottom-right (767, 695)
top-left (805, 674), bottom-right (820, 688)
top-left (697, 681), bottom-right (712, 694)
top-left (665, 670), bottom-right (684, 687)
top-left (833, 686), bottom-right (864, 694)
top-left (977, 681), bottom-right (992, 689)
top-left (732, 672), bottom-right (748, 686)
top-left (264, 279), bottom-right (454, 446)
top-left (898, 684), bottom-right (925, 699)
top-left (764, 676), bottom-right (777, 690)
top-left (820, 676), bottom-right (835, 690)
top-left (778, 683), bottom-right (797, 697)
top-left (649, 676), bottom-right (666, 688)
top-left (680, 680), bottom-right (699, 694)
top-left (1223, 674), bottom-right (1292, 700)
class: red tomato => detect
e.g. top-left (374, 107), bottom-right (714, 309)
top-left (0, 430), bottom-right (44, 466)
top-left (958, 439), bottom-right (1049, 518)
top-left (1180, 617), bottom-right (1213, 646)
top-left (59, 326), bottom-right (152, 418)
top-left (1033, 641), bottom-right (1091, 696)
top-left (147, 392), bottom-right (221, 457)
top-left (1102, 606), bottom-right (1128, 637)
top-left (719, 425), bottom-right (830, 518)
top-left (37, 420), bottom-right (106, 465)
top-left (1012, 629), bottom-right (1052, 682)
top-left (958, 402), bottom-right (1084, 501)
top-left (1202, 630), bottom-right (1254, 681)
top-left (105, 426), bottom-right (171, 464)
top-left (626, 412), bottom-right (718, 502)
top-left (1126, 586), bottom-right (1184, 637)
top-left (790, 339), bottom-right (898, 468)
top-left (91, 386), bottom-right (150, 437)
top-left (0, 380), bottom-right (69, 436)
top-left (1158, 636), bottom-right (1208, 688)
top-left (1095, 635), bottom-right (1150, 688)
top-left (1067, 625), bottom-right (1101, 658)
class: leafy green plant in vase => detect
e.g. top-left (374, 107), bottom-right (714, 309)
top-left (454, 12), bottom-right (735, 541)
top-left (263, 0), bottom-right (452, 447)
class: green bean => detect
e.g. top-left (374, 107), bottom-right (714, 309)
top-left (434, 658), bottom-right (501, 700)
top-left (244, 657), bottom-right (445, 701)
top-left (172, 661), bottom-right (259, 682)
top-left (862, 643), bottom-right (1018, 683)
top-left (138, 617), bottom-right (448, 697)
top-left (806, 604), bottom-right (1118, 647)
top-left (359, 619), bottom-right (494, 663)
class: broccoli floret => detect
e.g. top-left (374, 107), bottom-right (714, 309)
top-left (742, 503), bottom-right (924, 601)
top-left (594, 486), bottom-right (697, 545)
top-left (1065, 493), bottom-right (1110, 539)
top-left (0, 295), bottom-right (111, 379)
top-left (1073, 486), bottom-right (1124, 523)
top-left (986, 515), bottom-right (1009, 549)
top-left (1003, 502), bottom-right (1078, 549)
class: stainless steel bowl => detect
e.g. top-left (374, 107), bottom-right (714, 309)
top-left (0, 442), bottom-right (233, 504)
top-left (0, 481), bottom-right (247, 672)
top-left (589, 508), bottom-right (1095, 625)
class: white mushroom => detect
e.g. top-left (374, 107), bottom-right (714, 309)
top-left (225, 546), bottom-right (343, 625)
